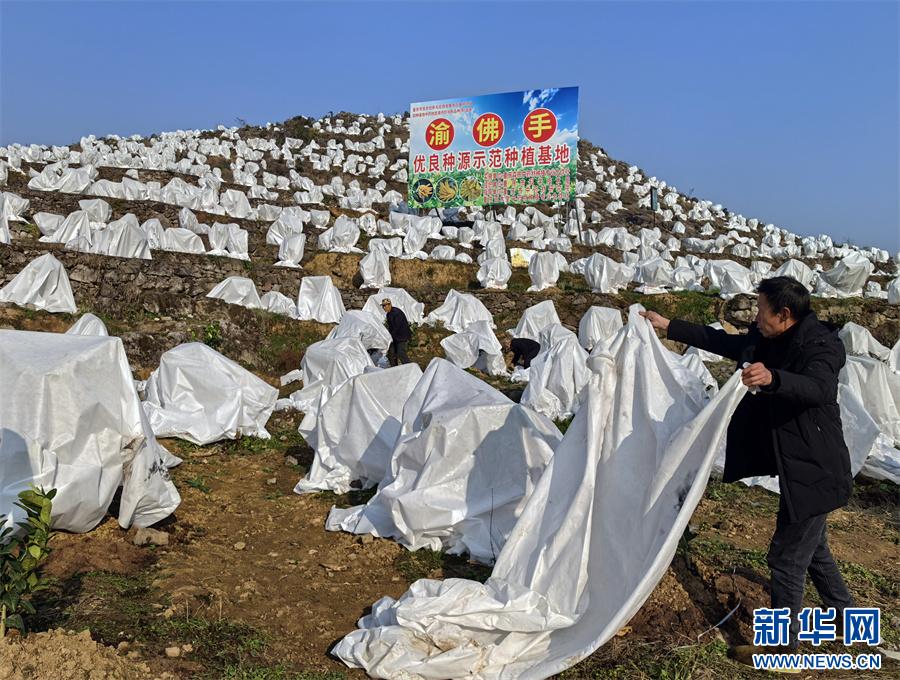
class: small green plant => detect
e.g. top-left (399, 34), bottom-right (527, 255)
top-left (186, 476), bottom-right (211, 494)
top-left (0, 487), bottom-right (57, 636)
top-left (203, 323), bottom-right (223, 349)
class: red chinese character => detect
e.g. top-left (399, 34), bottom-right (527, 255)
top-left (458, 151), bottom-right (472, 171)
top-left (504, 147), bottom-right (519, 166)
top-left (442, 153), bottom-right (456, 171)
top-left (426, 118), bottom-right (454, 151)
top-left (428, 154), bottom-right (440, 172)
top-left (472, 112), bottom-right (504, 147)
top-left (473, 150), bottom-right (487, 169)
top-left (413, 154), bottom-right (426, 173)
top-left (523, 108), bottom-right (557, 144)
top-left (554, 144), bottom-right (571, 164)
top-left (537, 145), bottom-right (553, 165)
top-left (521, 145), bottom-right (536, 167)
top-left (488, 148), bottom-right (503, 169)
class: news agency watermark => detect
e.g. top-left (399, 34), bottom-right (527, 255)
top-left (752, 606), bottom-right (883, 671)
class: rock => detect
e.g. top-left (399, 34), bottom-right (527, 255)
top-left (266, 477), bottom-right (277, 485)
top-left (284, 455), bottom-right (299, 466)
top-left (181, 643), bottom-right (194, 653)
top-left (133, 528), bottom-right (169, 547)
top-left (164, 646), bottom-right (181, 658)
top-left (233, 541), bottom-right (246, 551)
top-left (356, 535), bottom-right (374, 545)
top-left (116, 641), bottom-right (130, 653)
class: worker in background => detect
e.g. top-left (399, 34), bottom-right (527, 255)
top-left (509, 337), bottom-right (541, 369)
top-left (382, 298), bottom-right (411, 366)
top-left (641, 276), bottom-right (854, 668)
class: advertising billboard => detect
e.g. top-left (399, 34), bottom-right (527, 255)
top-left (408, 87), bottom-right (579, 208)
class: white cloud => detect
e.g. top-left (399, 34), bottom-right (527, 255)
top-left (525, 88), bottom-right (560, 112)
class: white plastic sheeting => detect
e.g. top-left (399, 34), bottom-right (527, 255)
top-left (425, 290), bottom-right (495, 333)
top-left (275, 233), bottom-right (306, 268)
top-left (508, 300), bottom-right (561, 343)
top-left (296, 276), bottom-right (345, 323)
top-left (294, 364), bottom-right (423, 495)
top-left (362, 288), bottom-right (425, 325)
top-left (327, 310), bottom-right (392, 352)
top-left (359, 250), bottom-right (392, 289)
top-left (143, 343), bottom-right (278, 445)
top-left (160, 228), bottom-right (206, 254)
top-left (527, 252), bottom-right (562, 292)
top-left (704, 260), bottom-right (755, 299)
top-left (521, 327), bottom-right (591, 420)
top-left (0, 253), bottom-right (77, 314)
top-left (288, 337), bottom-right (374, 416)
top-left (819, 252), bottom-right (875, 298)
top-left (477, 257), bottom-right (513, 290)
top-left (327, 359), bottom-right (562, 564)
top-left (582, 253), bottom-right (634, 294)
top-left (66, 313), bottom-right (109, 336)
top-left (577, 307), bottom-right (622, 351)
top-left (771, 259), bottom-right (815, 290)
top-left (206, 276), bottom-right (263, 310)
top-left (0, 331), bottom-right (181, 532)
top-left (839, 322), bottom-right (890, 362)
top-left (208, 223), bottom-right (249, 260)
top-left (260, 291), bottom-right (298, 318)
top-left (441, 321), bottom-right (508, 377)
top-left (333, 308), bottom-right (745, 679)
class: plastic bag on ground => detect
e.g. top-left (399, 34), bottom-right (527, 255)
top-left (425, 290), bottom-right (495, 333)
top-left (0, 253), bottom-right (77, 314)
top-left (294, 364), bottom-right (423, 495)
top-left (142, 343), bottom-right (278, 446)
top-left (0, 331), bottom-right (180, 532)
top-left (332, 308), bottom-right (746, 679)
top-left (327, 359), bottom-right (562, 564)
top-left (296, 276), bottom-right (345, 323)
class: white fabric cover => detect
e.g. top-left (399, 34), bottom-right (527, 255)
top-left (260, 290), bottom-right (298, 318)
top-left (0, 253), bottom-right (77, 313)
top-left (0, 331), bottom-right (181, 532)
top-left (327, 310), bottom-right (392, 352)
top-left (441, 321), bottom-right (508, 377)
top-left (521, 327), bottom-right (591, 420)
top-left (275, 233), bottom-right (306, 268)
top-left (527, 252), bottom-right (562, 292)
top-left (327, 359), bottom-right (562, 564)
top-left (66, 313), bottom-right (109, 336)
top-left (333, 308), bottom-right (745, 679)
top-left (160, 228), bottom-right (205, 254)
top-left (508, 300), bottom-right (561, 343)
top-left (208, 223), bottom-right (249, 260)
top-left (819, 252), bottom-right (875, 297)
top-left (360, 250), bottom-right (392, 289)
top-left (362, 288), bottom-right (425, 325)
top-left (477, 257), bottom-right (513, 290)
top-left (704, 260), bottom-right (754, 299)
top-left (294, 364), bottom-right (423, 495)
top-left (206, 276), bottom-right (262, 310)
top-left (425, 290), bottom-right (495, 333)
top-left (577, 307), bottom-right (622, 351)
top-left (143, 343), bottom-right (278, 445)
top-left (296, 276), bottom-right (345, 323)
top-left (771, 259), bottom-right (815, 290)
top-left (583, 253), bottom-right (634, 294)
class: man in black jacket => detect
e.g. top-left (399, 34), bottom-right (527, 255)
top-left (382, 298), bottom-right (411, 366)
top-left (509, 337), bottom-right (541, 369)
top-left (641, 276), bottom-right (854, 664)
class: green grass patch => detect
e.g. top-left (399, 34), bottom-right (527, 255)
top-left (681, 535), bottom-right (768, 573)
top-left (185, 476), bottom-right (211, 494)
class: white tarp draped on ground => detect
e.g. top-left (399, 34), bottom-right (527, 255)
top-left (359, 250), bottom-right (392, 289)
top-left (260, 291), bottom-right (299, 318)
top-left (66, 313), bottom-right (109, 336)
top-left (426, 290), bottom-right (495, 333)
top-left (206, 276), bottom-right (263, 310)
top-left (819, 252), bottom-right (875, 298)
top-left (527, 252), bottom-right (562, 292)
top-left (142, 343), bottom-right (278, 445)
top-left (704, 260), bottom-right (755, 299)
top-left (0, 331), bottom-right (181, 532)
top-left (288, 337), bottom-right (374, 417)
top-left (477, 257), bottom-right (513, 290)
top-left (362, 288), bottom-right (425, 325)
top-left (296, 276), bottom-right (345, 323)
top-left (582, 253), bottom-right (634, 294)
top-left (508, 300), bottom-right (560, 343)
top-left (327, 359), bottom-right (562, 564)
top-left (333, 308), bottom-right (746, 679)
top-left (294, 364), bottom-right (423, 495)
top-left (441, 321), bottom-right (508, 377)
top-left (577, 307), bottom-right (622, 351)
top-left (0, 253), bottom-right (77, 313)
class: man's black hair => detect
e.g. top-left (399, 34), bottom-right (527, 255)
top-left (758, 276), bottom-right (811, 319)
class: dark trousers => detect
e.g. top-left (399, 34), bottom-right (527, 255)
top-left (767, 498), bottom-right (854, 648)
top-left (388, 341), bottom-right (409, 366)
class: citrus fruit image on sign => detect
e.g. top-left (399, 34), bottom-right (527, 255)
top-left (426, 118), bottom-right (454, 151)
top-left (523, 108), bottom-right (557, 143)
top-left (473, 112), bottom-right (504, 147)
top-left (412, 178), bottom-right (435, 203)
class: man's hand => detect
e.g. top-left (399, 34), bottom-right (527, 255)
top-left (639, 310), bottom-right (670, 332)
top-left (742, 362), bottom-right (773, 388)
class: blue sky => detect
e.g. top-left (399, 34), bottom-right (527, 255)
top-left (1, 0), bottom-right (897, 250)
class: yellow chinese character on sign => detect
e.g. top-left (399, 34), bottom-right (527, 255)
top-left (476, 116), bottom-right (501, 144)
top-left (526, 111), bottom-right (553, 139)
top-left (429, 121), bottom-right (451, 148)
